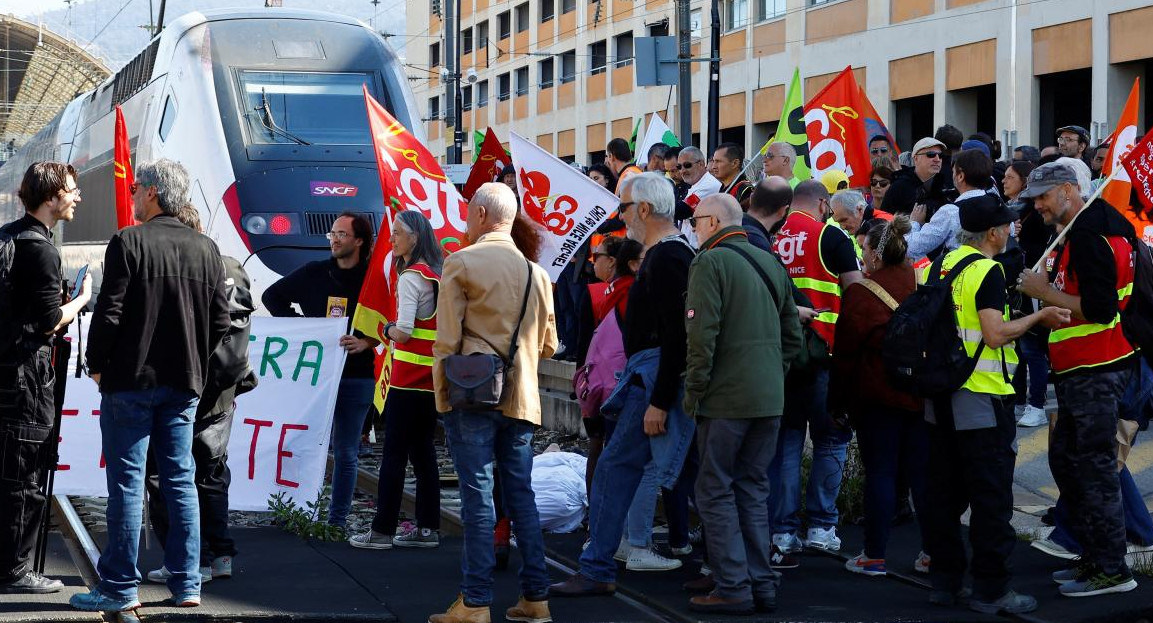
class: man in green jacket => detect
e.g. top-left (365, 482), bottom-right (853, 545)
top-left (683, 194), bottom-right (803, 615)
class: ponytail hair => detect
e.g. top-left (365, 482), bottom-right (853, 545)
top-left (865, 215), bottom-right (912, 267)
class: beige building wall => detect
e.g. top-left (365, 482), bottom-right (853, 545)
top-left (405, 0), bottom-right (1153, 164)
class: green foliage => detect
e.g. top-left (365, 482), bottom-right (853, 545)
top-left (267, 492), bottom-right (347, 542)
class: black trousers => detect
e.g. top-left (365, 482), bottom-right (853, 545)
top-left (1051, 369), bottom-right (1131, 574)
top-left (0, 349), bottom-right (54, 583)
top-left (924, 394), bottom-right (1017, 601)
top-left (371, 388), bottom-right (441, 534)
top-left (146, 408), bottom-right (237, 566)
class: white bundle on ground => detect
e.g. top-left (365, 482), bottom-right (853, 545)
top-left (531, 451), bottom-right (588, 533)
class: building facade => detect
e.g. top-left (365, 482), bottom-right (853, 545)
top-left (405, 0), bottom-right (1153, 165)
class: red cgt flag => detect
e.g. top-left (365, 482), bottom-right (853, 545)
top-left (462, 127), bottom-right (509, 201)
top-left (1120, 124), bottom-right (1153, 245)
top-left (804, 67), bottom-right (873, 188)
top-left (113, 105), bottom-right (137, 229)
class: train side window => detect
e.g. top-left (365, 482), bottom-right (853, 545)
top-left (158, 95), bottom-right (177, 142)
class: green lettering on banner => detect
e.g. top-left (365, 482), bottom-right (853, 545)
top-left (261, 337), bottom-right (289, 378)
top-left (294, 340), bottom-right (323, 386)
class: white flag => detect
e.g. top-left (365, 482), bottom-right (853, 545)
top-left (510, 132), bottom-right (618, 281)
top-left (635, 114), bottom-right (680, 171)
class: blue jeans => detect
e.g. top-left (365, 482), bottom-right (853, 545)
top-left (98, 387), bottom-right (200, 601)
top-left (855, 409), bottom-right (929, 559)
top-left (1014, 332), bottom-right (1049, 409)
top-left (1050, 464), bottom-right (1153, 552)
top-left (768, 369), bottom-right (850, 534)
top-left (444, 410), bottom-right (549, 606)
top-left (327, 378), bottom-right (375, 527)
top-left (580, 369), bottom-right (694, 583)
top-left (626, 462), bottom-right (664, 548)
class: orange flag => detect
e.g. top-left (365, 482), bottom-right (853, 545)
top-left (804, 67), bottom-right (872, 188)
top-left (1102, 79), bottom-right (1145, 234)
top-left (462, 127), bottom-right (509, 200)
top-left (113, 105), bottom-right (136, 229)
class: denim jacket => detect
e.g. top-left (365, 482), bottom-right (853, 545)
top-left (601, 347), bottom-right (695, 489)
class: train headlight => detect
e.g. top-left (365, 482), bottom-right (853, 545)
top-left (243, 213), bottom-right (299, 235)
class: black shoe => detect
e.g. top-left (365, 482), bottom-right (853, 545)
top-left (1040, 506), bottom-right (1056, 526)
top-left (0, 571), bottom-right (64, 594)
top-left (753, 594), bottom-right (778, 613)
top-left (549, 573), bottom-right (616, 597)
top-left (770, 544), bottom-right (800, 569)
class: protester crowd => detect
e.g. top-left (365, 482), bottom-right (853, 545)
top-left (1, 118), bottom-right (1152, 623)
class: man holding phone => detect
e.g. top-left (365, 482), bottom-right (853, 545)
top-left (0, 162), bottom-right (92, 594)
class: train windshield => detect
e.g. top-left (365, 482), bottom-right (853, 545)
top-left (238, 71), bottom-right (375, 145)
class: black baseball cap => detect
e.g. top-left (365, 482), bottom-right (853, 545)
top-left (958, 193), bottom-right (1016, 232)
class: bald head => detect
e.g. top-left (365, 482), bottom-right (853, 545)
top-left (750, 176), bottom-right (792, 216)
top-left (698, 193), bottom-right (743, 227)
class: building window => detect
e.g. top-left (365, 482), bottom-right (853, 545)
top-left (515, 3), bottom-right (530, 32)
top-left (477, 21), bottom-right (489, 51)
top-left (515, 66), bottom-right (530, 96)
top-left (539, 58), bottom-right (554, 89)
top-left (462, 27), bottom-right (473, 54)
top-left (562, 0), bottom-right (576, 13)
top-left (428, 96), bottom-right (441, 120)
top-left (757, 0), bottom-right (785, 20)
top-left (429, 42), bottom-right (441, 68)
top-left (589, 40), bottom-right (607, 75)
top-left (724, 0), bottom-right (749, 30)
top-left (613, 31), bottom-right (634, 67)
top-left (648, 20), bottom-right (669, 37)
top-left (498, 72), bottom-right (511, 100)
top-left (560, 50), bottom-right (576, 83)
top-left (462, 85), bottom-right (473, 111)
top-left (498, 11), bottom-right (511, 39)
top-left (477, 80), bottom-right (489, 107)
top-left (540, 0), bottom-right (555, 22)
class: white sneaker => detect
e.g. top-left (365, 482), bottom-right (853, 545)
top-left (146, 565), bottom-right (212, 584)
top-left (1014, 404), bottom-right (1026, 419)
top-left (772, 532), bottom-right (804, 554)
top-left (613, 538), bottom-right (631, 562)
top-left (1017, 405), bottom-right (1048, 427)
top-left (1031, 537), bottom-right (1078, 560)
top-left (625, 547), bottom-right (683, 571)
top-left (805, 527), bottom-right (842, 552)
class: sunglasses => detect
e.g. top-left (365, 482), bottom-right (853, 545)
top-left (870, 179), bottom-right (890, 188)
top-left (870, 147), bottom-right (890, 155)
top-left (617, 201), bottom-right (635, 215)
top-left (687, 214), bottom-right (716, 227)
top-left (919, 151), bottom-right (943, 160)
top-left (678, 162), bottom-right (701, 170)
top-left (592, 251), bottom-right (612, 260)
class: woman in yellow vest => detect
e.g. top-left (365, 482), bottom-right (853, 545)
top-left (921, 193), bottom-right (1069, 615)
top-left (350, 211), bottom-right (444, 551)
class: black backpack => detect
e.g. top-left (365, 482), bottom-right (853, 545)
top-left (1122, 239), bottom-right (1153, 365)
top-left (882, 252), bottom-right (986, 397)
top-left (0, 222), bottom-right (50, 359)
top-left (200, 256), bottom-right (258, 413)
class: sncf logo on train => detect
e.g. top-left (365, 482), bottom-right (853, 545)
top-left (310, 181), bottom-right (359, 197)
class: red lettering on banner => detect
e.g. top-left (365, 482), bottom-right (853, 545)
top-left (59, 409), bottom-right (78, 472)
top-left (275, 424), bottom-right (309, 488)
top-left (244, 418), bottom-right (274, 480)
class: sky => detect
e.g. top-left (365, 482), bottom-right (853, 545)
top-left (0, 0), bottom-right (71, 19)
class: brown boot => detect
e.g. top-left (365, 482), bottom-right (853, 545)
top-left (505, 596), bottom-right (551, 623)
top-left (428, 595), bottom-right (491, 623)
top-left (681, 573), bottom-right (716, 593)
top-left (688, 592), bottom-right (755, 615)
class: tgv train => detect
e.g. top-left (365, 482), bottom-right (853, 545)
top-left (0, 8), bottom-right (421, 303)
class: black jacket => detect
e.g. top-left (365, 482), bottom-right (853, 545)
top-left (3, 215), bottom-right (62, 356)
top-left (86, 215), bottom-right (230, 396)
top-left (881, 166), bottom-right (953, 217)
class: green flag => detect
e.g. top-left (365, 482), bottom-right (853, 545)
top-left (472, 130), bottom-right (485, 162)
top-left (759, 68), bottom-right (810, 182)
top-left (627, 117), bottom-right (643, 156)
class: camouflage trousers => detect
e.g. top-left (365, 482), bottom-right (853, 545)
top-left (1051, 367), bottom-right (1134, 574)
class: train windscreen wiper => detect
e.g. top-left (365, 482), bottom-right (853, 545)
top-left (252, 88), bottom-right (311, 146)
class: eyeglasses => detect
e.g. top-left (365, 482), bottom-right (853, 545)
top-left (918, 151), bottom-right (943, 160)
top-left (592, 251), bottom-right (612, 260)
top-left (870, 179), bottom-right (890, 188)
top-left (617, 201), bottom-right (635, 215)
top-left (1056, 136), bottom-right (1080, 145)
top-left (64, 186), bottom-right (81, 197)
top-left (870, 147), bottom-right (891, 155)
top-left (687, 214), bottom-right (716, 227)
top-left (678, 162), bottom-right (701, 170)
top-left (326, 231), bottom-right (351, 241)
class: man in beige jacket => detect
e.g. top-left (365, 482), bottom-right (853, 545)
top-left (430, 182), bottom-right (558, 623)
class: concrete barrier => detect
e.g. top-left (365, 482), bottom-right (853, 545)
top-left (537, 359), bottom-right (584, 436)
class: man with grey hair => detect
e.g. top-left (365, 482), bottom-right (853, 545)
top-left (762, 142), bottom-right (800, 188)
top-left (74, 159), bottom-right (230, 612)
top-left (684, 194), bottom-right (802, 614)
top-left (551, 172), bottom-right (698, 596)
top-left (829, 190), bottom-right (871, 236)
top-left (430, 182), bottom-right (558, 623)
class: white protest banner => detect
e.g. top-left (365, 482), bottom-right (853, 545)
top-left (510, 131), bottom-right (618, 281)
top-left (55, 317), bottom-right (346, 512)
top-left (635, 114), bottom-right (680, 172)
